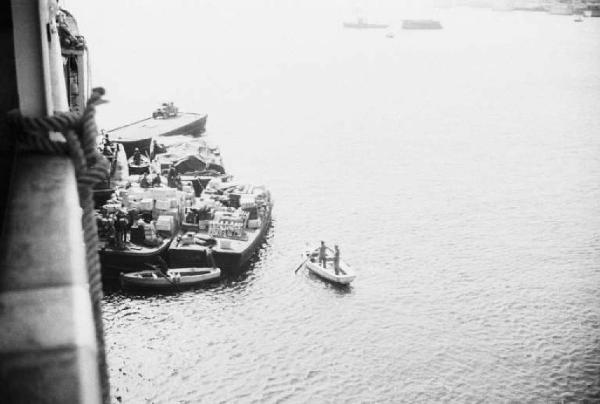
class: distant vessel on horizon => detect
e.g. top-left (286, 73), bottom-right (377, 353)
top-left (584, 2), bottom-right (600, 16)
top-left (343, 17), bottom-right (389, 29)
top-left (402, 19), bottom-right (443, 29)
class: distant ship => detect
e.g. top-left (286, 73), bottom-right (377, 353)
top-left (584, 4), bottom-right (600, 16)
top-left (402, 19), bottom-right (443, 29)
top-left (343, 17), bottom-right (389, 29)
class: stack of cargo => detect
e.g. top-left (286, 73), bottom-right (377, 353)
top-left (208, 208), bottom-right (248, 240)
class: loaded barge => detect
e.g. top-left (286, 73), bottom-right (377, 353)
top-left (108, 103), bottom-right (207, 142)
top-left (168, 184), bottom-right (273, 275)
top-left (95, 119), bottom-right (272, 280)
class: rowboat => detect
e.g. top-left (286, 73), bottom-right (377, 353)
top-left (304, 247), bottom-right (356, 285)
top-left (120, 267), bottom-right (221, 290)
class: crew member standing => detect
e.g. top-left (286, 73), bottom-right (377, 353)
top-left (318, 241), bottom-right (327, 268)
top-left (167, 163), bottom-right (178, 188)
top-left (333, 245), bottom-right (341, 275)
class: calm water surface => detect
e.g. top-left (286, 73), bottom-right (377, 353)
top-left (72, 2), bottom-right (600, 402)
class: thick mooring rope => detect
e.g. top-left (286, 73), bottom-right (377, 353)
top-left (8, 88), bottom-right (111, 404)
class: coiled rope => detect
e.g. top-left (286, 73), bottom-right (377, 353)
top-left (7, 87), bottom-right (111, 404)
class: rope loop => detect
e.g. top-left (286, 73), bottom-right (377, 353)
top-left (5, 87), bottom-right (112, 403)
top-left (7, 87), bottom-right (110, 204)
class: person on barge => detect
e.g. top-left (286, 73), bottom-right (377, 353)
top-left (167, 163), bottom-right (178, 188)
top-left (133, 147), bottom-right (142, 166)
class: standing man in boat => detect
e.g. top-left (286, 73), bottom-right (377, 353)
top-left (319, 241), bottom-right (327, 268)
top-left (333, 245), bottom-right (341, 275)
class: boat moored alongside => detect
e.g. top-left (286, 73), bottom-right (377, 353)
top-left (99, 237), bottom-right (173, 278)
top-left (120, 267), bottom-right (221, 290)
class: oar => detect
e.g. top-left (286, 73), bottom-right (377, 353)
top-left (294, 256), bottom-right (309, 274)
top-left (145, 260), bottom-right (180, 291)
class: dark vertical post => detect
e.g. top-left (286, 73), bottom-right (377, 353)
top-left (0, 0), bottom-right (19, 234)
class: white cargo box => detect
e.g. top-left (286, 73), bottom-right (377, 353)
top-left (156, 215), bottom-right (175, 232)
top-left (128, 188), bottom-right (150, 200)
top-left (169, 198), bottom-right (179, 208)
top-left (103, 203), bottom-right (121, 213)
top-left (182, 185), bottom-right (194, 195)
top-left (152, 187), bottom-right (177, 199)
top-left (247, 219), bottom-right (261, 229)
top-left (155, 199), bottom-right (170, 210)
top-left (164, 208), bottom-right (180, 220)
top-left (219, 239), bottom-right (232, 249)
top-left (139, 198), bottom-right (154, 211)
top-left (240, 194), bottom-right (257, 209)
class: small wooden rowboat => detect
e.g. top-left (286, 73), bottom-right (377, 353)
top-left (120, 267), bottom-right (221, 290)
top-left (304, 247), bottom-right (356, 285)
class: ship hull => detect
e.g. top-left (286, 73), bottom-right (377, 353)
top-left (108, 113), bottom-right (207, 149)
top-left (168, 206), bottom-right (272, 276)
top-left (99, 238), bottom-right (172, 279)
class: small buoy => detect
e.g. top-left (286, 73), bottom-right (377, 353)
top-left (386, 32), bottom-right (395, 38)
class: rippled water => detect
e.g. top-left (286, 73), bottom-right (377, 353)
top-left (71, 1), bottom-right (600, 401)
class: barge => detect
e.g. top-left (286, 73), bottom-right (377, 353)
top-left (168, 184), bottom-right (273, 275)
top-left (99, 238), bottom-right (172, 279)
